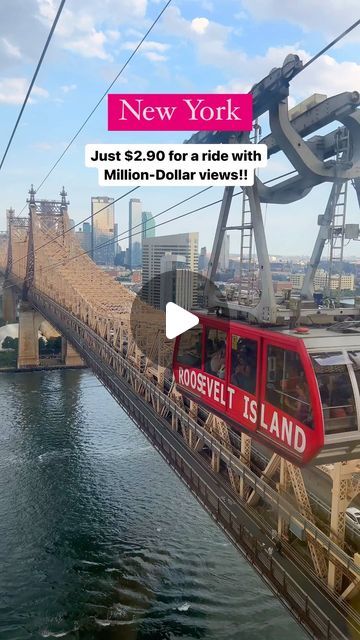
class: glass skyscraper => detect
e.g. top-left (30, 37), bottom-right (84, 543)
top-left (128, 198), bottom-right (142, 268)
top-left (128, 201), bottom-right (155, 268)
top-left (91, 196), bottom-right (115, 266)
top-left (142, 211), bottom-right (155, 239)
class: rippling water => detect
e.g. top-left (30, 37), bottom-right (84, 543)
top-left (0, 369), bottom-right (306, 639)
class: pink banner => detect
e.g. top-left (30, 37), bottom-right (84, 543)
top-left (108, 93), bottom-right (252, 131)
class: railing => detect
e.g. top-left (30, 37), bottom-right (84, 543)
top-left (0, 278), bottom-right (353, 637)
top-left (38, 294), bottom-right (350, 640)
top-left (30, 286), bottom-right (360, 582)
top-left (251, 448), bottom-right (360, 547)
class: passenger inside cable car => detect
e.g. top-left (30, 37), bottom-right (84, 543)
top-left (176, 325), bottom-right (202, 368)
top-left (310, 353), bottom-right (356, 433)
top-left (205, 329), bottom-right (227, 379)
top-left (231, 336), bottom-right (257, 394)
top-left (265, 346), bottom-right (313, 427)
top-left (173, 318), bottom-right (360, 463)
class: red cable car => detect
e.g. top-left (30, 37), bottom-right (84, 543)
top-left (173, 313), bottom-right (360, 465)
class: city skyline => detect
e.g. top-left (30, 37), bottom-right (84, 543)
top-left (1, 2), bottom-right (360, 255)
top-left (75, 193), bottom-right (360, 267)
top-left (76, 193), bottom-right (360, 268)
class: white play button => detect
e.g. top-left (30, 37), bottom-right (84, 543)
top-left (165, 302), bottom-right (199, 340)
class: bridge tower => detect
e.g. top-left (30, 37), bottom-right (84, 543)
top-left (16, 186), bottom-right (83, 369)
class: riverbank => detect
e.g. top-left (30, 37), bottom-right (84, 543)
top-left (0, 363), bottom-right (86, 373)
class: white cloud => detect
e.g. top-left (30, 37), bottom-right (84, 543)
top-left (125, 28), bottom-right (145, 38)
top-left (160, 6), bottom-right (232, 67)
top-left (63, 30), bottom-right (111, 61)
top-left (122, 40), bottom-right (169, 52)
top-left (106, 30), bottom-right (120, 42)
top-left (36, 0), bottom-right (56, 22)
top-left (144, 51), bottom-right (167, 62)
top-left (242, 0), bottom-right (360, 41)
top-left (160, 3), bottom-right (360, 102)
top-left (60, 84), bottom-right (77, 93)
top-left (0, 78), bottom-right (48, 104)
top-left (33, 142), bottom-right (53, 150)
top-left (191, 17), bottom-right (210, 35)
top-left (32, 85), bottom-right (49, 99)
top-left (2, 37), bottom-right (21, 59)
top-left (234, 11), bottom-right (248, 21)
top-left (215, 45), bottom-right (360, 104)
top-left (201, 1), bottom-right (214, 11)
top-left (37, 0), bottom-right (148, 24)
top-left (33, 140), bottom-right (68, 151)
top-left (35, 0), bottom-right (149, 61)
top-left (121, 39), bottom-right (170, 62)
top-left (0, 0), bottom-right (149, 70)
top-left (161, 6), bottom-right (360, 102)
top-left (293, 54), bottom-right (360, 98)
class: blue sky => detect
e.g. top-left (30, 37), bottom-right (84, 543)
top-left (1, 0), bottom-right (360, 256)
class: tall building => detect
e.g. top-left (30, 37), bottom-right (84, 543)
top-left (159, 254), bottom-right (195, 310)
top-left (218, 234), bottom-right (230, 271)
top-left (128, 198), bottom-right (142, 268)
top-left (91, 196), bottom-right (115, 266)
top-left (198, 246), bottom-right (208, 272)
top-left (142, 211), bottom-right (155, 239)
top-left (75, 221), bottom-right (91, 253)
top-left (142, 232), bottom-right (198, 309)
top-left (290, 270), bottom-right (355, 292)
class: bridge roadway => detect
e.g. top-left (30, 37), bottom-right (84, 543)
top-left (251, 445), bottom-right (360, 549)
top-left (24, 285), bottom-right (360, 640)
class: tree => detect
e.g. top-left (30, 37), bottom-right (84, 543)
top-left (39, 336), bottom-right (61, 355)
top-left (2, 336), bottom-right (18, 351)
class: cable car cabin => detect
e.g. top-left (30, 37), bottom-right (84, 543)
top-left (173, 313), bottom-right (360, 466)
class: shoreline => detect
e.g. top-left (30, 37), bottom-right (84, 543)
top-left (0, 364), bottom-right (87, 374)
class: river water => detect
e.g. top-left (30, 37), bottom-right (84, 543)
top-left (0, 369), bottom-right (306, 639)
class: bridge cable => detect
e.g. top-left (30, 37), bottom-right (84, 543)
top-left (0, 0), bottom-right (67, 172)
top-left (15, 0), bottom-right (173, 216)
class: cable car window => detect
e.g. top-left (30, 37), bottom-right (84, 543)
top-left (266, 345), bottom-right (313, 427)
top-left (231, 335), bottom-right (257, 394)
top-left (349, 351), bottom-right (360, 371)
top-left (205, 328), bottom-right (227, 379)
top-left (176, 326), bottom-right (203, 368)
top-left (311, 352), bottom-right (356, 434)
top-left (348, 351), bottom-right (360, 424)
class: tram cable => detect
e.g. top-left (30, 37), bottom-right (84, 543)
top-left (1, 170), bottom-right (298, 289)
top-left (34, 170), bottom-right (297, 273)
top-left (6, 185), bottom-right (213, 274)
top-left (16, 186), bottom-right (140, 262)
top-left (12, 14), bottom-right (360, 219)
top-left (299, 18), bottom-right (360, 73)
top-left (0, 0), bottom-right (67, 173)
top-left (14, 0), bottom-right (173, 217)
